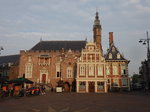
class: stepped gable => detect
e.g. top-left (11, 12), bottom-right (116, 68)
top-left (30, 40), bottom-right (86, 51)
top-left (0, 54), bottom-right (20, 64)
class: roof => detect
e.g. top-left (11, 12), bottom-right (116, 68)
top-left (105, 44), bottom-right (128, 61)
top-left (0, 54), bottom-right (20, 65)
top-left (30, 40), bottom-right (86, 51)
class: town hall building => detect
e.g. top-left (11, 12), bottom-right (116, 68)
top-left (0, 12), bottom-right (130, 93)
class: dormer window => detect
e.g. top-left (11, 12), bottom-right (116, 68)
top-left (117, 53), bottom-right (121, 59)
top-left (109, 53), bottom-right (112, 59)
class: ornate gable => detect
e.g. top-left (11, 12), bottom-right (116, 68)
top-left (105, 44), bottom-right (128, 61)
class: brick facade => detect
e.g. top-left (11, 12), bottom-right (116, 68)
top-left (1, 12), bottom-right (130, 92)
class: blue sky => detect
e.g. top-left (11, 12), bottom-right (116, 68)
top-left (0, 0), bottom-right (150, 75)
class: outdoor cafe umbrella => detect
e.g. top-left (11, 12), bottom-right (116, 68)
top-left (10, 77), bottom-right (33, 84)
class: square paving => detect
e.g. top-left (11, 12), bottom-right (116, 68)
top-left (0, 92), bottom-right (150, 112)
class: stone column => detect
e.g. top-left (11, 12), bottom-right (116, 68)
top-left (104, 80), bottom-right (107, 93)
top-left (128, 78), bottom-right (131, 91)
top-left (95, 81), bottom-right (97, 93)
top-left (76, 80), bottom-right (79, 92)
top-left (86, 81), bottom-right (88, 93)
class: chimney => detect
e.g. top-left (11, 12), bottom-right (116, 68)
top-left (109, 32), bottom-right (114, 46)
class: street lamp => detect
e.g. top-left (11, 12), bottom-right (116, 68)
top-left (139, 31), bottom-right (150, 60)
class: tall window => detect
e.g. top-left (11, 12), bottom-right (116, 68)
top-left (113, 79), bottom-right (118, 86)
top-left (80, 65), bottom-right (85, 76)
top-left (117, 53), bottom-right (121, 59)
top-left (122, 79), bottom-right (127, 86)
top-left (121, 64), bottom-right (127, 75)
top-left (89, 65), bottom-right (94, 76)
top-left (25, 63), bottom-right (33, 78)
top-left (106, 65), bottom-right (110, 75)
top-left (97, 81), bottom-right (104, 89)
top-left (67, 67), bottom-right (72, 78)
top-left (79, 81), bottom-right (86, 89)
top-left (109, 53), bottom-right (112, 59)
top-left (113, 65), bottom-right (118, 75)
top-left (98, 65), bottom-right (103, 76)
top-left (56, 63), bottom-right (61, 78)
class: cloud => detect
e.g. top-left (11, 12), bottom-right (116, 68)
top-left (0, 0), bottom-right (150, 75)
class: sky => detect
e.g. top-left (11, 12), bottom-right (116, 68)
top-left (0, 0), bottom-right (150, 75)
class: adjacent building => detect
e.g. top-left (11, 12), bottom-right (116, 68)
top-left (0, 55), bottom-right (19, 80)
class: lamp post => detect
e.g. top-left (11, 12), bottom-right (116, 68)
top-left (139, 31), bottom-right (150, 60)
top-left (139, 31), bottom-right (150, 90)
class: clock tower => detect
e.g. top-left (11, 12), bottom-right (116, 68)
top-left (93, 12), bottom-right (102, 53)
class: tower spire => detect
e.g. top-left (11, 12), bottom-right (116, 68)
top-left (93, 11), bottom-right (102, 53)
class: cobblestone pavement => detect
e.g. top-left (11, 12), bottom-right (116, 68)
top-left (0, 92), bottom-right (150, 112)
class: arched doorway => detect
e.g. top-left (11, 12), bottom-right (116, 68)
top-left (42, 74), bottom-right (46, 83)
top-left (89, 82), bottom-right (95, 92)
top-left (64, 82), bottom-right (70, 92)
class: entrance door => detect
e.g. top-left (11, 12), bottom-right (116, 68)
top-left (89, 82), bottom-right (95, 92)
top-left (64, 82), bottom-right (70, 92)
top-left (42, 74), bottom-right (46, 83)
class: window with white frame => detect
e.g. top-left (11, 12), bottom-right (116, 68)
top-left (109, 53), bottom-right (112, 59)
top-left (121, 64), bottom-right (127, 75)
top-left (89, 65), bottom-right (94, 76)
top-left (80, 65), bottom-right (85, 76)
top-left (67, 67), bottom-right (72, 78)
top-left (117, 53), bottom-right (121, 59)
top-left (79, 81), bottom-right (86, 89)
top-left (97, 65), bottom-right (103, 76)
top-left (122, 79), bottom-right (127, 86)
top-left (25, 63), bottom-right (33, 78)
top-left (106, 65), bottom-right (110, 75)
top-left (113, 65), bottom-right (118, 75)
top-left (113, 79), bottom-right (118, 86)
top-left (56, 63), bottom-right (61, 78)
top-left (97, 81), bottom-right (104, 89)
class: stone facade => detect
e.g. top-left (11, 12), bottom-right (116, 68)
top-left (76, 42), bottom-right (107, 93)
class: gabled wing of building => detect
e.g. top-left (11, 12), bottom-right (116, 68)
top-left (105, 44), bottom-right (127, 61)
top-left (30, 40), bottom-right (86, 51)
top-left (105, 32), bottom-right (129, 62)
